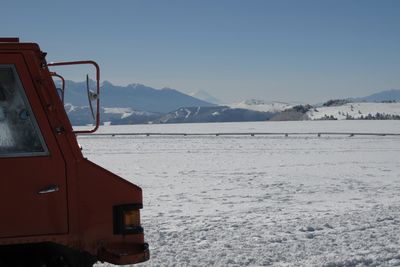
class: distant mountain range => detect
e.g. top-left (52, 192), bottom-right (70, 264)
top-left (352, 89), bottom-right (400, 102)
top-left (230, 99), bottom-right (295, 113)
top-left (66, 105), bottom-right (275, 125)
top-left (58, 80), bottom-right (400, 125)
top-left (156, 106), bottom-right (274, 123)
top-left (60, 80), bottom-right (215, 113)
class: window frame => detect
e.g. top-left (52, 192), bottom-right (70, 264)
top-left (0, 64), bottom-right (49, 158)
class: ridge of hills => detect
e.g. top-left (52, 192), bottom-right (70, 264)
top-left (57, 80), bottom-right (400, 125)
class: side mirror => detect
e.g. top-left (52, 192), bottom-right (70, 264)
top-left (47, 61), bottom-right (100, 134)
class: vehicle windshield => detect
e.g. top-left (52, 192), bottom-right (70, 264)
top-left (0, 66), bottom-right (47, 156)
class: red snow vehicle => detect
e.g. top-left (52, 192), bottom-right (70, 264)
top-left (0, 38), bottom-right (149, 266)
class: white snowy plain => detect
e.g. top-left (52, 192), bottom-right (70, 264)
top-left (81, 121), bottom-right (400, 267)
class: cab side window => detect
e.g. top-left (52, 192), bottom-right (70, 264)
top-left (0, 66), bottom-right (48, 157)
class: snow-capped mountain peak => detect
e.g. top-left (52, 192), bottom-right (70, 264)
top-left (230, 99), bottom-right (293, 113)
top-left (127, 83), bottom-right (146, 88)
top-left (190, 90), bottom-right (220, 104)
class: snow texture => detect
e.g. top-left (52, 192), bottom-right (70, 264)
top-left (308, 103), bottom-right (400, 120)
top-left (83, 120), bottom-right (400, 135)
top-left (230, 100), bottom-right (293, 113)
top-left (83, 121), bottom-right (400, 267)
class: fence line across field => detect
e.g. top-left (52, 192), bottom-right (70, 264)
top-left (79, 132), bottom-right (400, 137)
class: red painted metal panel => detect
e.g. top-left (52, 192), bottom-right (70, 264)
top-left (0, 53), bottom-right (68, 237)
top-left (0, 38), bottom-right (19, 43)
top-left (0, 41), bottom-right (148, 265)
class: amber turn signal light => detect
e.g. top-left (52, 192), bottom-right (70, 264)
top-left (113, 204), bottom-right (144, 235)
top-left (123, 210), bottom-right (140, 230)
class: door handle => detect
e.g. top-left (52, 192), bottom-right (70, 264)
top-left (38, 184), bottom-right (59, 194)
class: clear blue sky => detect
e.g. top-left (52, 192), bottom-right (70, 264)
top-left (3, 0), bottom-right (400, 103)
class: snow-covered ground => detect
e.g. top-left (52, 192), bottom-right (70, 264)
top-left (229, 100), bottom-right (293, 113)
top-left (308, 102), bottom-right (400, 120)
top-left (80, 121), bottom-right (400, 267)
top-left (80, 120), bottom-right (400, 135)
top-left (103, 107), bottom-right (135, 119)
top-left (102, 107), bottom-right (154, 119)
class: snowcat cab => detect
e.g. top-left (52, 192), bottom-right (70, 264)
top-left (0, 38), bottom-right (149, 266)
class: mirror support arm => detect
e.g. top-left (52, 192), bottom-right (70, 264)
top-left (47, 60), bottom-right (100, 134)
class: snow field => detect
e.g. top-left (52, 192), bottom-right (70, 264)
top-left (83, 121), bottom-right (400, 266)
top-left (84, 120), bottom-right (400, 135)
top-left (308, 103), bottom-right (400, 120)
